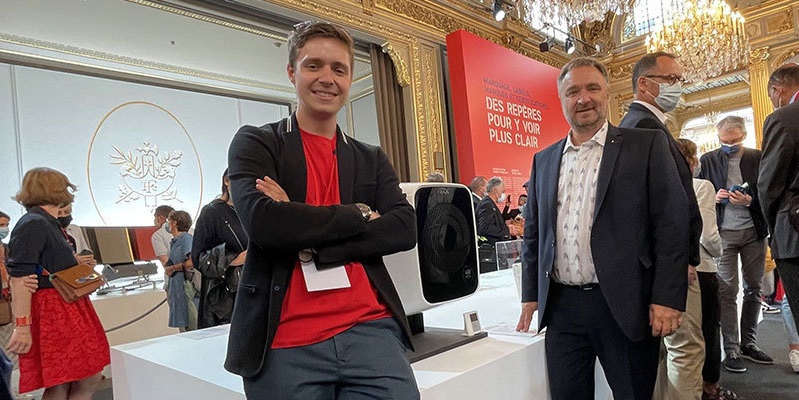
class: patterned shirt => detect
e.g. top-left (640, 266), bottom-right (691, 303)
top-left (552, 121), bottom-right (608, 285)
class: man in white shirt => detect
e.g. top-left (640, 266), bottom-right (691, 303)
top-left (517, 57), bottom-right (688, 400)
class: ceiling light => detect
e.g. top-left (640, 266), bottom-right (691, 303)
top-left (564, 36), bottom-right (576, 55)
top-left (492, 0), bottom-right (506, 22)
top-left (539, 37), bottom-right (555, 53)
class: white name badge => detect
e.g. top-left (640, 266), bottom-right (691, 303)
top-left (301, 260), bottom-right (351, 292)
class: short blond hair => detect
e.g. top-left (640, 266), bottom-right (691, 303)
top-left (14, 167), bottom-right (77, 209)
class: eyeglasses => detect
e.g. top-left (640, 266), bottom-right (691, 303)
top-left (645, 74), bottom-right (686, 85)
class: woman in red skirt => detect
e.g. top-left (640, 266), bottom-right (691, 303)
top-left (5, 167), bottom-right (110, 399)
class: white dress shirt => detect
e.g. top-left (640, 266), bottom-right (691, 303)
top-left (633, 100), bottom-right (668, 125)
top-left (151, 223), bottom-right (172, 257)
top-left (552, 121), bottom-right (608, 285)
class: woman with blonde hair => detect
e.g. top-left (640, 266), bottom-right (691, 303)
top-left (6, 167), bottom-right (109, 399)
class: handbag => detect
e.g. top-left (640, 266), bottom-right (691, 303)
top-left (48, 263), bottom-right (106, 303)
top-left (0, 297), bottom-right (11, 326)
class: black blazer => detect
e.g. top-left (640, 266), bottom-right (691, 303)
top-left (521, 125), bottom-right (689, 342)
top-left (698, 148), bottom-right (768, 239)
top-left (472, 192), bottom-right (481, 212)
top-left (758, 100), bottom-right (799, 259)
top-left (620, 102), bottom-right (702, 267)
top-left (225, 114), bottom-right (417, 378)
top-left (476, 196), bottom-right (510, 245)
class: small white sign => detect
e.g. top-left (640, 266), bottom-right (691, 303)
top-left (301, 260), bottom-right (351, 292)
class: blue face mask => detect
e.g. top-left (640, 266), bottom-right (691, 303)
top-left (0, 227), bottom-right (8, 240)
top-left (721, 144), bottom-right (741, 155)
top-left (165, 223), bottom-right (171, 233)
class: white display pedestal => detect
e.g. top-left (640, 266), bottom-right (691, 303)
top-left (111, 270), bottom-right (613, 399)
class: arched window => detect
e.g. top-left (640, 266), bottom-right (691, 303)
top-left (622, 0), bottom-right (684, 42)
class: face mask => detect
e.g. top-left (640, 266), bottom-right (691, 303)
top-left (647, 79), bottom-right (682, 112)
top-left (721, 142), bottom-right (742, 155)
top-left (0, 227), bottom-right (8, 240)
top-left (165, 223), bottom-right (171, 233)
top-left (57, 215), bottom-right (72, 229)
top-left (498, 193), bottom-right (506, 203)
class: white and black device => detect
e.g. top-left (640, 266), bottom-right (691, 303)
top-left (463, 310), bottom-right (481, 336)
top-left (384, 182), bottom-right (485, 362)
top-left (384, 182), bottom-right (480, 314)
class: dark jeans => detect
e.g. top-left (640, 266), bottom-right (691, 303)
top-left (777, 258), bottom-right (799, 345)
top-left (243, 317), bottom-right (419, 400)
top-left (698, 272), bottom-right (721, 384)
top-left (544, 283), bottom-right (660, 400)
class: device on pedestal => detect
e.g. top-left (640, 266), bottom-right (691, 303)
top-left (82, 226), bottom-right (160, 294)
top-left (384, 182), bottom-right (486, 362)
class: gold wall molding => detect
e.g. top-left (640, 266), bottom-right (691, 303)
top-left (370, 0), bottom-right (566, 67)
top-left (381, 42), bottom-right (411, 87)
top-left (748, 46), bottom-right (773, 147)
top-left (0, 32), bottom-right (294, 94)
top-left (125, 0), bottom-right (286, 41)
top-left (421, 44), bottom-right (446, 174)
top-left (774, 46), bottom-right (799, 67)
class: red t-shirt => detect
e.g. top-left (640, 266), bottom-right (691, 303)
top-left (270, 129), bottom-right (392, 348)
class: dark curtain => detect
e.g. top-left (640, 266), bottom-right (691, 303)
top-left (370, 44), bottom-right (410, 182)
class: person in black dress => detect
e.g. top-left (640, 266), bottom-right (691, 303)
top-left (191, 169), bottom-right (248, 328)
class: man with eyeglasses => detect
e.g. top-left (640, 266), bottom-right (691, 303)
top-left (224, 21), bottom-right (419, 399)
top-left (620, 52), bottom-right (706, 400)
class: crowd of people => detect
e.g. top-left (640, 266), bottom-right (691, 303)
top-left (0, 19), bottom-right (796, 400)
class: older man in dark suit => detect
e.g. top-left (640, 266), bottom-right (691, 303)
top-left (476, 176), bottom-right (518, 245)
top-left (759, 64), bottom-right (799, 368)
top-left (516, 57), bottom-right (688, 400)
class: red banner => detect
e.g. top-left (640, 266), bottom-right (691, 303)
top-left (447, 30), bottom-right (569, 199)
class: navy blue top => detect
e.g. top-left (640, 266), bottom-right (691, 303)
top-left (7, 207), bottom-right (78, 289)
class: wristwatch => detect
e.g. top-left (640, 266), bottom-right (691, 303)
top-left (355, 203), bottom-right (372, 222)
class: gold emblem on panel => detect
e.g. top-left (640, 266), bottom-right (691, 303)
top-left (87, 101), bottom-right (203, 225)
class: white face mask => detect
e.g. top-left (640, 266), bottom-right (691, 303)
top-left (646, 78), bottom-right (682, 112)
top-left (498, 193), bottom-right (506, 203)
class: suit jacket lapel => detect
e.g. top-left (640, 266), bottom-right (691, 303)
top-left (594, 125), bottom-right (622, 219)
top-left (336, 128), bottom-right (354, 204)
top-left (544, 139), bottom-right (567, 222)
top-left (281, 113), bottom-right (307, 203)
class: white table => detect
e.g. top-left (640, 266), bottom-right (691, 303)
top-left (111, 270), bottom-right (612, 399)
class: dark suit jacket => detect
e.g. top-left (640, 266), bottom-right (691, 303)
top-left (476, 196), bottom-right (510, 245)
top-left (225, 114), bottom-right (417, 378)
top-left (758, 100), bottom-right (799, 259)
top-left (472, 192), bottom-right (481, 212)
top-left (620, 102), bottom-right (702, 267)
top-left (698, 148), bottom-right (768, 239)
top-left (521, 124), bottom-right (689, 342)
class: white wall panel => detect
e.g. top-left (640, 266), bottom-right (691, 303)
top-left (12, 64), bottom-right (287, 227)
top-left (351, 92), bottom-right (380, 147)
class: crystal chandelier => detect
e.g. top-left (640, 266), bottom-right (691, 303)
top-left (518, 0), bottom-right (632, 28)
top-left (646, 0), bottom-right (749, 83)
